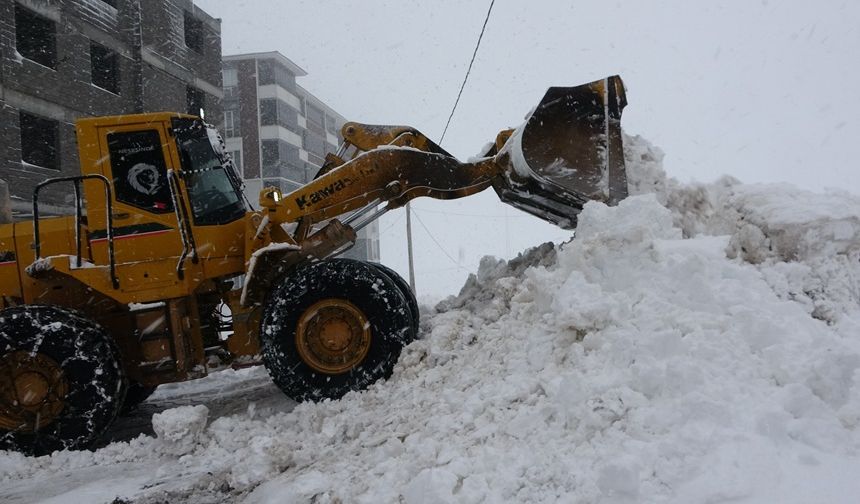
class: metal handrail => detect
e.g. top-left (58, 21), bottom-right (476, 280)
top-left (32, 174), bottom-right (118, 289)
top-left (167, 170), bottom-right (198, 280)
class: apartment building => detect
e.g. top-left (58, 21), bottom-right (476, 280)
top-left (0, 0), bottom-right (222, 213)
top-left (221, 51), bottom-right (379, 262)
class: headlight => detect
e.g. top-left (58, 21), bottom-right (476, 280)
top-left (260, 187), bottom-right (283, 208)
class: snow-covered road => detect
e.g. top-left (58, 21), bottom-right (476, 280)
top-left (1, 366), bottom-right (294, 503)
top-left (2, 134), bottom-right (860, 503)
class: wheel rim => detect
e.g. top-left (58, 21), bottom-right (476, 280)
top-left (0, 351), bottom-right (69, 432)
top-left (295, 298), bottom-right (372, 375)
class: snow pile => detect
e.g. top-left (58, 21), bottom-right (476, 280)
top-left (151, 405), bottom-right (209, 455)
top-left (420, 192), bottom-right (860, 503)
top-left (2, 135), bottom-right (860, 503)
top-left (625, 133), bottom-right (860, 326)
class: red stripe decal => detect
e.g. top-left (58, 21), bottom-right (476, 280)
top-left (90, 229), bottom-right (172, 244)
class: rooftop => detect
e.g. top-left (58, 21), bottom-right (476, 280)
top-left (223, 51), bottom-right (307, 77)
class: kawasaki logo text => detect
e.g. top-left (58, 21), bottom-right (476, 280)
top-left (295, 178), bottom-right (354, 210)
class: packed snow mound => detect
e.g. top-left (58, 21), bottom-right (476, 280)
top-left (3, 134), bottom-right (860, 503)
top-left (624, 133), bottom-right (860, 325)
top-left (151, 405), bottom-right (209, 455)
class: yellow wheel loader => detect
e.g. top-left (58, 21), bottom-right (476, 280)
top-left (0, 76), bottom-right (627, 455)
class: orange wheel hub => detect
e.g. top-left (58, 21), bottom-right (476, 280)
top-left (0, 351), bottom-right (68, 432)
top-left (295, 298), bottom-right (372, 374)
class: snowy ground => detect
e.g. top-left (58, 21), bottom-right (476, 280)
top-left (2, 135), bottom-right (860, 503)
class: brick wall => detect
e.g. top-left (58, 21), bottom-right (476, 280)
top-left (0, 0), bottom-right (222, 211)
top-left (237, 59), bottom-right (259, 179)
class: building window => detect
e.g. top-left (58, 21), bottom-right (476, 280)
top-left (305, 104), bottom-right (325, 136)
top-left (20, 112), bottom-right (59, 170)
top-left (257, 59), bottom-right (296, 90)
top-left (261, 140), bottom-right (280, 173)
top-left (285, 162), bottom-right (307, 184)
top-left (223, 68), bottom-right (237, 87)
top-left (303, 130), bottom-right (327, 158)
top-left (325, 114), bottom-right (337, 134)
top-left (186, 86), bottom-right (205, 117)
top-left (223, 110), bottom-right (238, 137)
top-left (90, 42), bottom-right (119, 94)
top-left (222, 67), bottom-right (238, 98)
top-left (307, 153), bottom-right (325, 167)
top-left (184, 11), bottom-right (204, 53)
top-left (261, 140), bottom-right (303, 181)
top-left (15, 4), bottom-right (57, 69)
top-left (259, 98), bottom-right (299, 132)
top-left (260, 99), bottom-right (277, 126)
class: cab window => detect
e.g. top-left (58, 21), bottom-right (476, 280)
top-left (173, 118), bottom-right (245, 225)
top-left (107, 130), bottom-right (174, 213)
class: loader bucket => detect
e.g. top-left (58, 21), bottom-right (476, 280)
top-left (493, 76), bottom-right (628, 229)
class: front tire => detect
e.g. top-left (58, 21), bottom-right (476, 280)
top-left (0, 306), bottom-right (125, 455)
top-left (371, 263), bottom-right (420, 339)
top-left (261, 259), bottom-right (412, 402)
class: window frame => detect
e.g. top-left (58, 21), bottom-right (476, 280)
top-left (223, 110), bottom-right (237, 137)
top-left (90, 41), bottom-right (120, 94)
top-left (183, 11), bottom-right (204, 53)
top-left (106, 128), bottom-right (175, 214)
top-left (14, 4), bottom-right (57, 69)
top-left (19, 111), bottom-right (60, 170)
top-left (172, 119), bottom-right (246, 226)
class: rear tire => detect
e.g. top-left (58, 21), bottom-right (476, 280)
top-left (261, 259), bottom-right (412, 402)
top-left (0, 306), bottom-right (125, 455)
top-left (371, 263), bottom-right (420, 339)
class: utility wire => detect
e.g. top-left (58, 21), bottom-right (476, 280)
top-left (439, 0), bottom-right (496, 144)
top-left (404, 0), bottom-right (496, 289)
top-left (378, 212), bottom-right (405, 235)
top-left (412, 207), bottom-right (534, 219)
top-left (411, 209), bottom-right (468, 271)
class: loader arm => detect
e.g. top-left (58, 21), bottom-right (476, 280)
top-left (263, 75), bottom-right (628, 232)
top-left (339, 122), bottom-right (451, 156)
top-left (311, 122), bottom-right (452, 182)
top-left (261, 147), bottom-right (501, 227)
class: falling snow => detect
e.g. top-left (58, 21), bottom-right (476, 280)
top-left (2, 135), bottom-right (860, 503)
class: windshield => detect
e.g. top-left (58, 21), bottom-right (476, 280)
top-left (172, 118), bottom-right (246, 225)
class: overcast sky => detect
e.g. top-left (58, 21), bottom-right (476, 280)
top-left (196, 0), bottom-right (860, 299)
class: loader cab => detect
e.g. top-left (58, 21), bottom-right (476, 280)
top-left (96, 116), bottom-right (246, 226)
top-left (67, 112), bottom-right (250, 300)
top-left (170, 117), bottom-right (246, 226)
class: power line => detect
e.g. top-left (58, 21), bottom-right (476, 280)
top-left (378, 212), bottom-right (404, 235)
top-left (439, 0), bottom-right (496, 144)
top-left (403, 0), bottom-right (496, 291)
top-left (411, 210), bottom-right (468, 271)
top-left (411, 206), bottom-right (534, 219)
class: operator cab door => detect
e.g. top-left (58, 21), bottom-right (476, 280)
top-left (169, 117), bottom-right (247, 279)
top-left (89, 121), bottom-right (189, 294)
